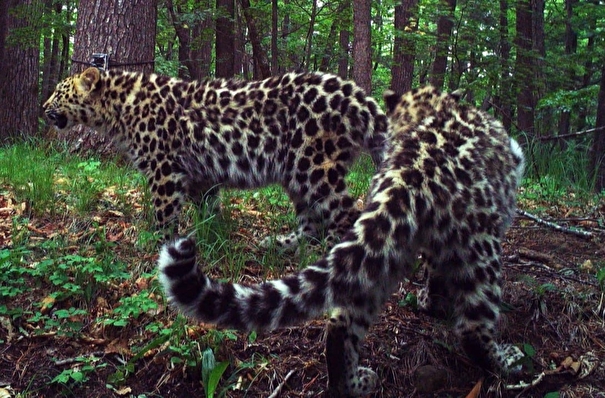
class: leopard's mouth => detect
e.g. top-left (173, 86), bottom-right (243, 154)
top-left (45, 110), bottom-right (68, 130)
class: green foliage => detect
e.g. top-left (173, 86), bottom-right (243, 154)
top-left (597, 267), bottom-right (605, 290)
top-left (0, 143), bottom-right (58, 216)
top-left (398, 292), bottom-right (418, 309)
top-left (201, 348), bottom-right (230, 398)
top-left (51, 355), bottom-right (107, 386)
top-left (103, 291), bottom-right (158, 327)
top-left (523, 134), bottom-right (597, 196)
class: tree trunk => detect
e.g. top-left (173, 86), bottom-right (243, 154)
top-left (216, 0), bottom-right (235, 78)
top-left (391, 0), bottom-right (418, 93)
top-left (71, 0), bottom-right (156, 75)
top-left (352, 0), bottom-right (372, 93)
top-left (239, 0), bottom-right (270, 79)
top-left (591, 61), bottom-right (605, 192)
top-left (303, 0), bottom-right (317, 70)
top-left (514, 0), bottom-right (535, 138)
top-left (337, 0), bottom-right (351, 79)
top-left (558, 0), bottom-right (578, 145)
top-left (429, 0), bottom-right (456, 89)
top-left (63, 0), bottom-right (156, 153)
top-left (167, 0), bottom-right (203, 80)
top-left (271, 0), bottom-right (278, 74)
top-left (495, 0), bottom-right (513, 132)
top-left (0, 0), bottom-right (40, 142)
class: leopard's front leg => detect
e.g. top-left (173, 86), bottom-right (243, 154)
top-left (148, 173), bottom-right (188, 241)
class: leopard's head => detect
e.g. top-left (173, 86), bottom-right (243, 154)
top-left (383, 86), bottom-right (460, 129)
top-left (43, 67), bottom-right (105, 132)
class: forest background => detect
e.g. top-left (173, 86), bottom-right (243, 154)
top-left (0, 0), bottom-right (605, 397)
top-left (1, 0), bottom-right (605, 193)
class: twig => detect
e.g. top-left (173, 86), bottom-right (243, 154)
top-left (268, 369), bottom-right (295, 398)
top-left (539, 126), bottom-right (605, 141)
top-left (516, 209), bottom-right (593, 238)
top-left (53, 351), bottom-right (105, 366)
top-left (505, 367), bottom-right (561, 391)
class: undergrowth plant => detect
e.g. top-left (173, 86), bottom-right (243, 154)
top-left (523, 134), bottom-right (596, 196)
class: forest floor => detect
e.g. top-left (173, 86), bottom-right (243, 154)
top-left (1, 183), bottom-right (604, 398)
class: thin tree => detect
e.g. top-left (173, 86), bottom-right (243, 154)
top-left (429, 0), bottom-right (456, 89)
top-left (0, 0), bottom-right (40, 142)
top-left (337, 0), bottom-right (351, 79)
top-left (590, 60), bottom-right (605, 192)
top-left (271, 0), bottom-right (278, 73)
top-left (557, 0), bottom-right (578, 143)
top-left (391, 0), bottom-right (418, 93)
top-left (495, 0), bottom-right (513, 132)
top-left (352, 0), bottom-right (372, 93)
top-left (514, 0), bottom-right (535, 138)
top-left (167, 0), bottom-right (210, 80)
top-left (240, 0), bottom-right (270, 78)
top-left (216, 0), bottom-right (235, 78)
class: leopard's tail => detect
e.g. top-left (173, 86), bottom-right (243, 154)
top-left (158, 237), bottom-right (334, 332)
top-left (364, 99), bottom-right (389, 167)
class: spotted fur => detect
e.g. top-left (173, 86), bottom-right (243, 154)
top-left (158, 86), bottom-right (526, 395)
top-left (43, 67), bottom-right (388, 247)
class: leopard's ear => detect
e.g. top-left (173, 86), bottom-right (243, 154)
top-left (77, 67), bottom-right (101, 93)
top-left (383, 90), bottom-right (401, 116)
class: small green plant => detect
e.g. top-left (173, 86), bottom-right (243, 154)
top-left (398, 292), bottom-right (418, 309)
top-left (103, 290), bottom-right (158, 327)
top-left (0, 143), bottom-right (58, 216)
top-left (51, 355), bottom-right (107, 386)
top-left (201, 348), bottom-right (230, 398)
top-left (520, 343), bottom-right (537, 372)
top-left (597, 267), bottom-right (605, 290)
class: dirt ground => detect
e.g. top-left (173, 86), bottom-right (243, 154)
top-left (1, 201), bottom-right (604, 397)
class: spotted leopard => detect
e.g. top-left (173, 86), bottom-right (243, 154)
top-left (159, 85), bottom-right (526, 396)
top-left (43, 67), bottom-right (388, 247)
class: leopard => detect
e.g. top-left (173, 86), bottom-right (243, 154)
top-left (158, 85), bottom-right (526, 396)
top-left (43, 67), bottom-right (388, 248)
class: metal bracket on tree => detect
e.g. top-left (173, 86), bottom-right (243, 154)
top-left (90, 53), bottom-right (110, 70)
top-left (71, 52), bottom-right (154, 70)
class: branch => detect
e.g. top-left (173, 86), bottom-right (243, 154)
top-left (539, 126), bottom-right (605, 141)
top-left (516, 209), bottom-right (593, 238)
top-left (268, 369), bottom-right (295, 398)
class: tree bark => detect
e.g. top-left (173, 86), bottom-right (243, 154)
top-left (352, 0), bottom-right (372, 93)
top-left (514, 0), bottom-right (535, 138)
top-left (590, 61), bottom-right (605, 192)
top-left (0, 0), bottom-right (40, 142)
top-left (167, 0), bottom-right (198, 80)
top-left (71, 0), bottom-right (156, 75)
top-left (429, 0), bottom-right (456, 89)
top-left (216, 0), bottom-right (235, 78)
top-left (62, 0), bottom-right (156, 153)
top-left (239, 0), bottom-right (270, 79)
top-left (557, 0), bottom-right (578, 144)
top-left (495, 0), bottom-right (513, 132)
top-left (271, 0), bottom-right (278, 74)
top-left (337, 0), bottom-right (351, 79)
top-left (303, 0), bottom-right (317, 70)
top-left (391, 0), bottom-right (418, 93)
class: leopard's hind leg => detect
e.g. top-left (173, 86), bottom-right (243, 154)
top-left (450, 237), bottom-right (524, 372)
top-left (326, 308), bottom-right (378, 397)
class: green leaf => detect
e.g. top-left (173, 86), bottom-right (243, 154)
top-left (206, 361), bottom-right (229, 398)
top-left (523, 343), bottom-right (536, 358)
